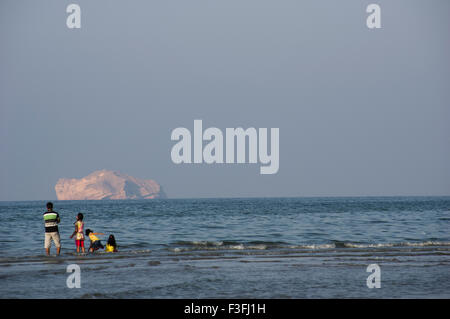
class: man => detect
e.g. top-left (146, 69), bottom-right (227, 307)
top-left (43, 202), bottom-right (61, 256)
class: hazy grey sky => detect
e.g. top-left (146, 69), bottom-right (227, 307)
top-left (1, 0), bottom-right (449, 200)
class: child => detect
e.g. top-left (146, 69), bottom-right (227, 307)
top-left (85, 229), bottom-right (105, 252)
top-left (69, 213), bottom-right (85, 253)
top-left (105, 234), bottom-right (118, 252)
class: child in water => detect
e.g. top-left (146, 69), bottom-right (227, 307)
top-left (85, 229), bottom-right (105, 252)
top-left (69, 213), bottom-right (85, 253)
top-left (105, 234), bottom-right (118, 252)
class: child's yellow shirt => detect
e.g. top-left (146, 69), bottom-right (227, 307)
top-left (89, 233), bottom-right (99, 242)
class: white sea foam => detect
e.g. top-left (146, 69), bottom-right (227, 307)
top-left (288, 244), bottom-right (336, 249)
top-left (402, 241), bottom-right (450, 247)
top-left (167, 240), bottom-right (450, 254)
top-left (343, 243), bottom-right (394, 248)
top-left (246, 245), bottom-right (267, 250)
top-left (342, 241), bottom-right (450, 248)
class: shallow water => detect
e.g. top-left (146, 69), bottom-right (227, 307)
top-left (0, 197), bottom-right (449, 298)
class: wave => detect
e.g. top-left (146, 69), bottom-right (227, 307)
top-left (1, 241), bottom-right (448, 265)
top-left (168, 240), bottom-right (450, 253)
top-left (169, 240), bottom-right (293, 252)
top-left (340, 241), bottom-right (450, 249)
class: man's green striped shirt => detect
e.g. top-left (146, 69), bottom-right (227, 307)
top-left (43, 211), bottom-right (60, 233)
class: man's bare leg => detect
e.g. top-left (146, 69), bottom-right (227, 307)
top-left (46, 248), bottom-right (50, 256)
top-left (56, 246), bottom-right (61, 256)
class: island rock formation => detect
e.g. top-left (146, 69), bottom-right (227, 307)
top-left (55, 170), bottom-right (166, 200)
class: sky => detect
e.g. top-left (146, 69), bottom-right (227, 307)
top-left (1, 0), bottom-right (449, 200)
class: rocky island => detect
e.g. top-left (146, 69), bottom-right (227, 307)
top-left (55, 170), bottom-right (166, 200)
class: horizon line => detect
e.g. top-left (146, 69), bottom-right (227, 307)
top-left (1, 194), bottom-right (450, 202)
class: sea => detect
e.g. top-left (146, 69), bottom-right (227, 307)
top-left (0, 197), bottom-right (449, 298)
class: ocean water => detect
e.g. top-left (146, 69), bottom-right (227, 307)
top-left (0, 197), bottom-right (449, 298)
